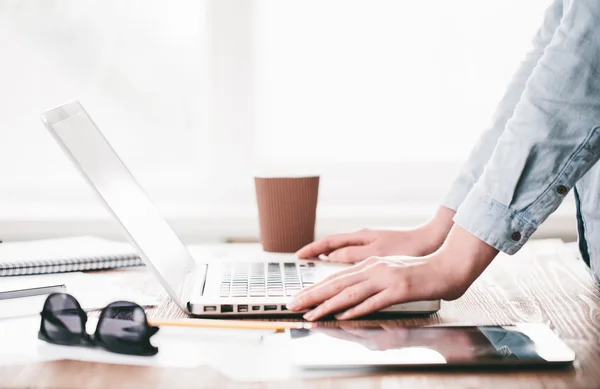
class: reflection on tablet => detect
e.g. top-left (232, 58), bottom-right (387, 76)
top-left (290, 323), bottom-right (575, 369)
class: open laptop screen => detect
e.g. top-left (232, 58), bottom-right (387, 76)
top-left (41, 101), bottom-right (197, 307)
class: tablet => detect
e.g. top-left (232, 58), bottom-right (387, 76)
top-left (289, 323), bottom-right (575, 369)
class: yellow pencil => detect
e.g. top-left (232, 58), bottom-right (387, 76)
top-left (148, 318), bottom-right (313, 331)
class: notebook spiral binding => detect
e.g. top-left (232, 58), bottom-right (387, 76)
top-left (0, 255), bottom-right (144, 276)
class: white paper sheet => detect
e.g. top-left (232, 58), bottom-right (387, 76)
top-left (0, 316), bottom-right (58, 365)
top-left (0, 316), bottom-right (267, 368)
top-left (0, 294), bottom-right (51, 320)
top-left (209, 333), bottom-right (374, 382)
top-left (0, 272), bottom-right (80, 294)
top-left (0, 316), bottom-right (366, 382)
top-left (0, 272), bottom-right (157, 319)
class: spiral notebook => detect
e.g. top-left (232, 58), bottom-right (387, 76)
top-left (0, 236), bottom-right (144, 276)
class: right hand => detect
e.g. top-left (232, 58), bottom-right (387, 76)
top-left (295, 206), bottom-right (456, 264)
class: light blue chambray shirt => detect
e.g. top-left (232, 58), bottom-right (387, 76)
top-left (442, 0), bottom-right (600, 282)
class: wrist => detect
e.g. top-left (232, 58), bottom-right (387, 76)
top-left (416, 206), bottom-right (456, 254)
top-left (435, 225), bottom-right (499, 284)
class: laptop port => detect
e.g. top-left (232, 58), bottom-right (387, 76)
top-left (252, 306), bottom-right (261, 311)
top-left (204, 306), bottom-right (217, 312)
top-left (238, 305), bottom-right (248, 313)
top-left (264, 305), bottom-right (277, 311)
top-left (221, 305), bottom-right (234, 313)
top-left (281, 305), bottom-right (288, 311)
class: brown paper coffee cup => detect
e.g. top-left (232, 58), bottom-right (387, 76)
top-left (254, 176), bottom-right (319, 253)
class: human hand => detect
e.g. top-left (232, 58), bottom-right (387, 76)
top-left (288, 225), bottom-right (499, 321)
top-left (296, 206), bottom-right (456, 264)
top-left (287, 255), bottom-right (451, 321)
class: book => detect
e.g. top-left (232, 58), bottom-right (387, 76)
top-left (0, 236), bottom-right (143, 276)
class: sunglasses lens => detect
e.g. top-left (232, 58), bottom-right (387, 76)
top-left (96, 302), bottom-right (156, 355)
top-left (42, 294), bottom-right (85, 343)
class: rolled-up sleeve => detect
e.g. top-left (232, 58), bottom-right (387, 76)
top-left (454, 0), bottom-right (600, 255)
top-left (442, 0), bottom-right (564, 211)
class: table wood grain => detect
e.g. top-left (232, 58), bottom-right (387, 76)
top-left (1, 240), bottom-right (599, 389)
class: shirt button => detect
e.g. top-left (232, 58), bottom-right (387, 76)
top-left (556, 185), bottom-right (568, 195)
top-left (511, 232), bottom-right (522, 241)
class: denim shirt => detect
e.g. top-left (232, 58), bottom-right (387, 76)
top-left (442, 0), bottom-right (600, 282)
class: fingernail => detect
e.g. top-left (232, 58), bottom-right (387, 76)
top-left (335, 312), bottom-right (348, 320)
top-left (303, 311), bottom-right (315, 321)
top-left (286, 301), bottom-right (299, 311)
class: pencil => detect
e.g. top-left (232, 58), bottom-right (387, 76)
top-left (148, 318), bottom-right (313, 331)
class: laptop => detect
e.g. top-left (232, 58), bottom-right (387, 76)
top-left (41, 101), bottom-right (441, 317)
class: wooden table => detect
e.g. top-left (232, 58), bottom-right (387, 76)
top-left (1, 240), bottom-right (599, 389)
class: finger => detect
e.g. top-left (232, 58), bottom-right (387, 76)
top-left (327, 245), bottom-right (375, 264)
top-left (296, 232), bottom-right (370, 259)
top-left (295, 257), bottom-right (379, 296)
top-left (296, 266), bottom-right (359, 296)
top-left (289, 271), bottom-right (366, 311)
top-left (287, 271), bottom-right (368, 311)
top-left (303, 281), bottom-right (379, 321)
top-left (335, 291), bottom-right (397, 320)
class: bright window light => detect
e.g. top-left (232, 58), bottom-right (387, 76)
top-left (0, 0), bottom-right (555, 218)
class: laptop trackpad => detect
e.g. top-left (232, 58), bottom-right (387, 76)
top-left (313, 261), bottom-right (351, 282)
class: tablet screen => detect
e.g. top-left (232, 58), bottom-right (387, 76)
top-left (290, 323), bottom-right (575, 368)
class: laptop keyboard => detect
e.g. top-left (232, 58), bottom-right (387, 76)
top-left (219, 262), bottom-right (315, 298)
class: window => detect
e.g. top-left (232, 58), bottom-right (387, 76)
top-left (254, 0), bottom-right (553, 205)
top-left (0, 1), bottom-right (210, 213)
top-left (1, 0), bottom-right (572, 240)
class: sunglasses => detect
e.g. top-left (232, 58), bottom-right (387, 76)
top-left (38, 293), bottom-right (158, 356)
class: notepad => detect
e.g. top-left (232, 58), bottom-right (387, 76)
top-left (0, 236), bottom-right (143, 276)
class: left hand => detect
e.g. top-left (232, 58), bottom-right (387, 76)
top-left (286, 255), bottom-right (462, 321)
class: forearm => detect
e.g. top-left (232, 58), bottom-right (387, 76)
top-left (442, 0), bottom-right (563, 211)
top-left (455, 0), bottom-right (600, 255)
top-left (417, 206), bottom-right (456, 253)
top-left (431, 225), bottom-right (499, 300)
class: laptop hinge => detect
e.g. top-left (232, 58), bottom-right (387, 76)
top-left (180, 263), bottom-right (208, 309)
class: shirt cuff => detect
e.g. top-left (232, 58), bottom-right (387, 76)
top-left (453, 187), bottom-right (537, 255)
